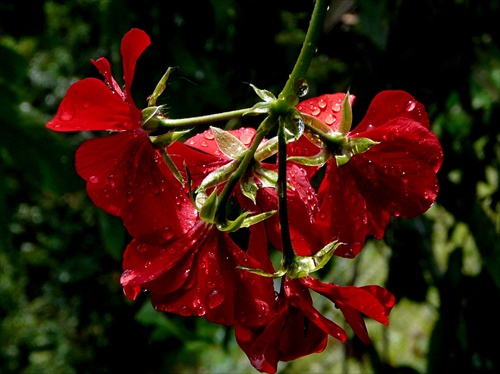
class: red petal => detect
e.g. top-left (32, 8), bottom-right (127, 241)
top-left (317, 162), bottom-right (369, 258)
top-left (349, 118), bottom-right (443, 218)
top-left (285, 278), bottom-right (347, 342)
top-left (46, 78), bottom-right (140, 132)
top-left (352, 90), bottom-right (430, 134)
top-left (296, 93), bottom-right (355, 132)
top-left (120, 28), bottom-right (150, 106)
top-left (91, 57), bottom-right (126, 101)
top-left (76, 130), bottom-right (197, 243)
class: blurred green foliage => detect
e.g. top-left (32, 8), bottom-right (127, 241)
top-left (1, 0), bottom-right (499, 373)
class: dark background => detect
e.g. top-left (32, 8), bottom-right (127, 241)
top-left (1, 0), bottom-right (499, 373)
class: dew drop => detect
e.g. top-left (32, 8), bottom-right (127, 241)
top-left (207, 290), bottom-right (224, 308)
top-left (89, 175), bottom-right (99, 184)
top-left (405, 100), bottom-right (416, 112)
top-left (59, 109), bottom-right (74, 121)
top-left (325, 114), bottom-right (336, 125)
top-left (311, 106), bottom-right (320, 116)
top-left (162, 227), bottom-right (174, 241)
top-left (144, 261), bottom-right (152, 268)
top-left (297, 80), bottom-right (309, 97)
top-left (240, 129), bottom-right (253, 145)
top-left (201, 141), bottom-right (208, 147)
top-left (137, 243), bottom-right (147, 253)
top-left (332, 103), bottom-right (341, 112)
top-left (318, 99), bottom-right (327, 109)
top-left (120, 269), bottom-right (138, 285)
top-left (204, 131), bottom-right (215, 140)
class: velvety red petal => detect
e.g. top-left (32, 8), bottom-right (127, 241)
top-left (76, 130), bottom-right (197, 243)
top-left (296, 93), bottom-right (355, 132)
top-left (352, 90), bottom-right (430, 134)
top-left (120, 28), bottom-right (151, 106)
top-left (121, 221), bottom-right (209, 296)
top-left (254, 164), bottom-right (325, 256)
top-left (349, 118), bottom-right (443, 218)
top-left (235, 298), bottom-right (328, 373)
top-left (235, 308), bottom-right (288, 374)
top-left (128, 223), bottom-right (275, 326)
top-left (167, 141), bottom-right (230, 187)
top-left (46, 78), bottom-right (140, 132)
top-left (91, 57), bottom-right (125, 101)
top-left (317, 162), bottom-right (369, 258)
top-left (285, 277), bottom-right (347, 342)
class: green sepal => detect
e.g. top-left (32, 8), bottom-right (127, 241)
top-left (217, 209), bottom-right (276, 233)
top-left (240, 173), bottom-right (259, 204)
top-left (287, 148), bottom-right (329, 167)
top-left (249, 83), bottom-right (276, 102)
top-left (254, 164), bottom-right (278, 188)
top-left (195, 160), bottom-right (240, 210)
top-left (238, 240), bottom-right (342, 279)
top-left (339, 91), bottom-right (352, 134)
top-left (142, 106), bottom-right (163, 131)
top-left (199, 188), bottom-right (218, 223)
top-left (334, 137), bottom-right (380, 167)
top-left (254, 136), bottom-right (278, 162)
top-left (150, 129), bottom-right (192, 147)
top-left (303, 114), bottom-right (335, 135)
top-left (148, 67), bottom-right (173, 107)
top-left (283, 110), bottom-right (305, 143)
top-left (211, 126), bottom-right (247, 159)
top-left (159, 148), bottom-right (185, 186)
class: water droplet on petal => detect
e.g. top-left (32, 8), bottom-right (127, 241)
top-left (332, 103), bottom-right (341, 112)
top-left (120, 269), bottom-right (139, 285)
top-left (325, 114), bottom-right (336, 125)
top-left (89, 175), bottom-right (99, 184)
top-left (207, 289), bottom-right (224, 308)
top-left (240, 128), bottom-right (253, 145)
top-left (204, 131), bottom-right (215, 140)
top-left (137, 244), bottom-right (147, 253)
top-left (59, 109), bottom-right (74, 121)
top-left (311, 106), bottom-right (320, 116)
top-left (318, 99), bottom-right (327, 109)
top-left (201, 141), bottom-right (208, 147)
top-left (162, 227), bottom-right (174, 241)
top-left (405, 100), bottom-right (416, 111)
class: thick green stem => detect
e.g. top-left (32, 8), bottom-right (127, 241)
top-left (215, 114), bottom-right (277, 223)
top-left (157, 108), bottom-right (254, 129)
top-left (279, 0), bottom-right (329, 99)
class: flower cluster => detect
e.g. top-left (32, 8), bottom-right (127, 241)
top-left (46, 29), bottom-right (443, 373)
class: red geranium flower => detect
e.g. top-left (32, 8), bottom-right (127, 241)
top-left (235, 274), bottom-right (395, 373)
top-left (46, 28), bottom-right (199, 243)
top-left (296, 91), bottom-right (443, 258)
top-left (120, 219), bottom-right (277, 327)
top-left (184, 127), bottom-right (325, 256)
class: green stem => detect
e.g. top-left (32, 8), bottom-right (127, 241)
top-left (276, 0), bottom-right (329, 263)
top-left (277, 118), bottom-right (295, 265)
top-left (215, 114), bottom-right (277, 223)
top-left (279, 0), bottom-right (329, 99)
top-left (157, 108), bottom-right (255, 129)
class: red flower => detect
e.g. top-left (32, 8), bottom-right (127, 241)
top-left (235, 275), bottom-right (395, 373)
top-left (296, 91), bottom-right (443, 258)
top-left (120, 220), bottom-right (277, 327)
top-left (46, 29), bottom-right (199, 243)
top-left (184, 127), bottom-right (325, 256)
